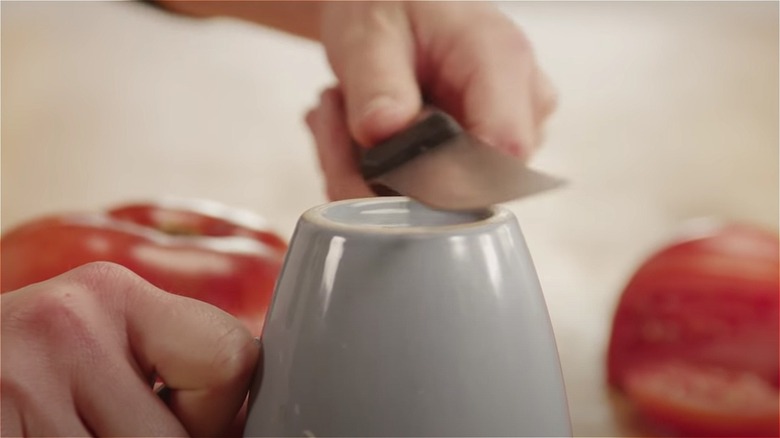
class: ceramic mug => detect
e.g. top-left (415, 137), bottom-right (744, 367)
top-left (244, 197), bottom-right (570, 437)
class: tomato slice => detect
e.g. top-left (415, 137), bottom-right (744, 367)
top-left (607, 224), bottom-right (780, 388)
top-left (624, 362), bottom-right (780, 437)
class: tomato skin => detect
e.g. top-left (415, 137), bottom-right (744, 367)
top-left (607, 223), bottom-right (780, 388)
top-left (607, 222), bottom-right (780, 437)
top-left (624, 362), bottom-right (780, 437)
top-left (108, 199), bottom-right (288, 251)
top-left (1, 200), bottom-right (288, 335)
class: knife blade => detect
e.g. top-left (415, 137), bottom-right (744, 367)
top-left (358, 108), bottom-right (564, 211)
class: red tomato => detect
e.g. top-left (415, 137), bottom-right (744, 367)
top-left (607, 222), bottom-right (779, 436)
top-left (1, 199), bottom-right (288, 335)
top-left (624, 362), bottom-right (780, 437)
top-left (608, 223), bottom-right (780, 387)
top-left (108, 200), bottom-right (288, 251)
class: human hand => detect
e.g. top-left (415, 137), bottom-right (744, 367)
top-left (1, 262), bottom-right (258, 437)
top-left (307, 2), bottom-right (557, 200)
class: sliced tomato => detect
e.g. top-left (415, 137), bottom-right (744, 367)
top-left (607, 223), bottom-right (780, 388)
top-left (624, 362), bottom-right (780, 437)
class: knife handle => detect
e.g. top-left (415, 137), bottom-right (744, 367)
top-left (358, 108), bottom-right (464, 181)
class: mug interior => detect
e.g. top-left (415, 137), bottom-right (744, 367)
top-left (311, 197), bottom-right (497, 231)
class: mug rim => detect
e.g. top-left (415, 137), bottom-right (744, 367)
top-left (302, 197), bottom-right (512, 235)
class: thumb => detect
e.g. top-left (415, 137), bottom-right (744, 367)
top-left (322, 2), bottom-right (422, 147)
top-left (119, 275), bottom-right (259, 437)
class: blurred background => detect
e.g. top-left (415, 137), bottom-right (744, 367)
top-left (2, 1), bottom-right (778, 436)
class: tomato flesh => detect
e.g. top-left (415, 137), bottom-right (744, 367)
top-left (608, 224), bottom-right (780, 388)
top-left (607, 223), bottom-right (780, 436)
top-left (624, 362), bottom-right (780, 437)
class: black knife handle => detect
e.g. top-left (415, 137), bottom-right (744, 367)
top-left (358, 108), bottom-right (463, 180)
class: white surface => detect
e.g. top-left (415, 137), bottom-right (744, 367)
top-left (2, 2), bottom-right (778, 436)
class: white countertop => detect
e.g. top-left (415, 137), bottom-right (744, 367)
top-left (2, 2), bottom-right (777, 435)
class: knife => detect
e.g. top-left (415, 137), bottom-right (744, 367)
top-left (358, 108), bottom-right (565, 211)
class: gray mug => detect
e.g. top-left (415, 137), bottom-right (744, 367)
top-left (244, 197), bottom-right (570, 437)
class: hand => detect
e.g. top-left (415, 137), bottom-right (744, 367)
top-left (1, 262), bottom-right (258, 437)
top-left (151, 1), bottom-right (556, 202)
top-left (307, 2), bottom-right (557, 200)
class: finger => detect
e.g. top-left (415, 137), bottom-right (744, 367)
top-left (26, 408), bottom-right (92, 437)
top-left (0, 394), bottom-right (23, 437)
top-left (420, 9), bottom-right (545, 160)
top-left (532, 69), bottom-right (558, 126)
top-left (528, 70), bottom-right (558, 147)
top-left (308, 87), bottom-right (376, 201)
top-left (130, 295), bottom-right (258, 437)
top-left (73, 359), bottom-right (188, 437)
top-left (224, 395), bottom-right (250, 438)
top-left (0, 279), bottom-right (98, 437)
top-left (2, 385), bottom-right (92, 437)
top-left (74, 263), bottom-right (259, 438)
top-left (459, 32), bottom-right (538, 160)
top-left (304, 107), bottom-right (318, 133)
top-left (322, 2), bottom-right (422, 146)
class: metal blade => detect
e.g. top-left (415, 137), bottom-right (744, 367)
top-left (370, 133), bottom-right (565, 211)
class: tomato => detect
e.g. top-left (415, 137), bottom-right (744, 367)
top-left (108, 200), bottom-right (288, 251)
top-left (1, 199), bottom-right (288, 335)
top-left (607, 221), bottom-right (779, 436)
top-left (624, 362), bottom-right (779, 437)
top-left (607, 223), bottom-right (780, 388)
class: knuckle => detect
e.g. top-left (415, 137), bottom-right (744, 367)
top-left (505, 26), bottom-right (532, 53)
top-left (63, 261), bottom-right (149, 305)
top-left (66, 261), bottom-right (139, 288)
top-left (544, 91), bottom-right (559, 114)
top-left (485, 10), bottom-right (532, 50)
top-left (3, 264), bottom-right (132, 361)
top-left (498, 31), bottom-right (533, 62)
top-left (334, 5), bottom-right (400, 47)
top-left (325, 7), bottom-right (409, 77)
top-left (536, 74), bottom-right (559, 117)
top-left (12, 283), bottom-right (100, 353)
top-left (460, 16), bottom-right (530, 52)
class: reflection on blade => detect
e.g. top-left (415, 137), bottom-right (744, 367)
top-left (372, 134), bottom-right (566, 211)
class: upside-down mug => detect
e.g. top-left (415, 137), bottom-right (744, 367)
top-left (244, 197), bottom-right (571, 437)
